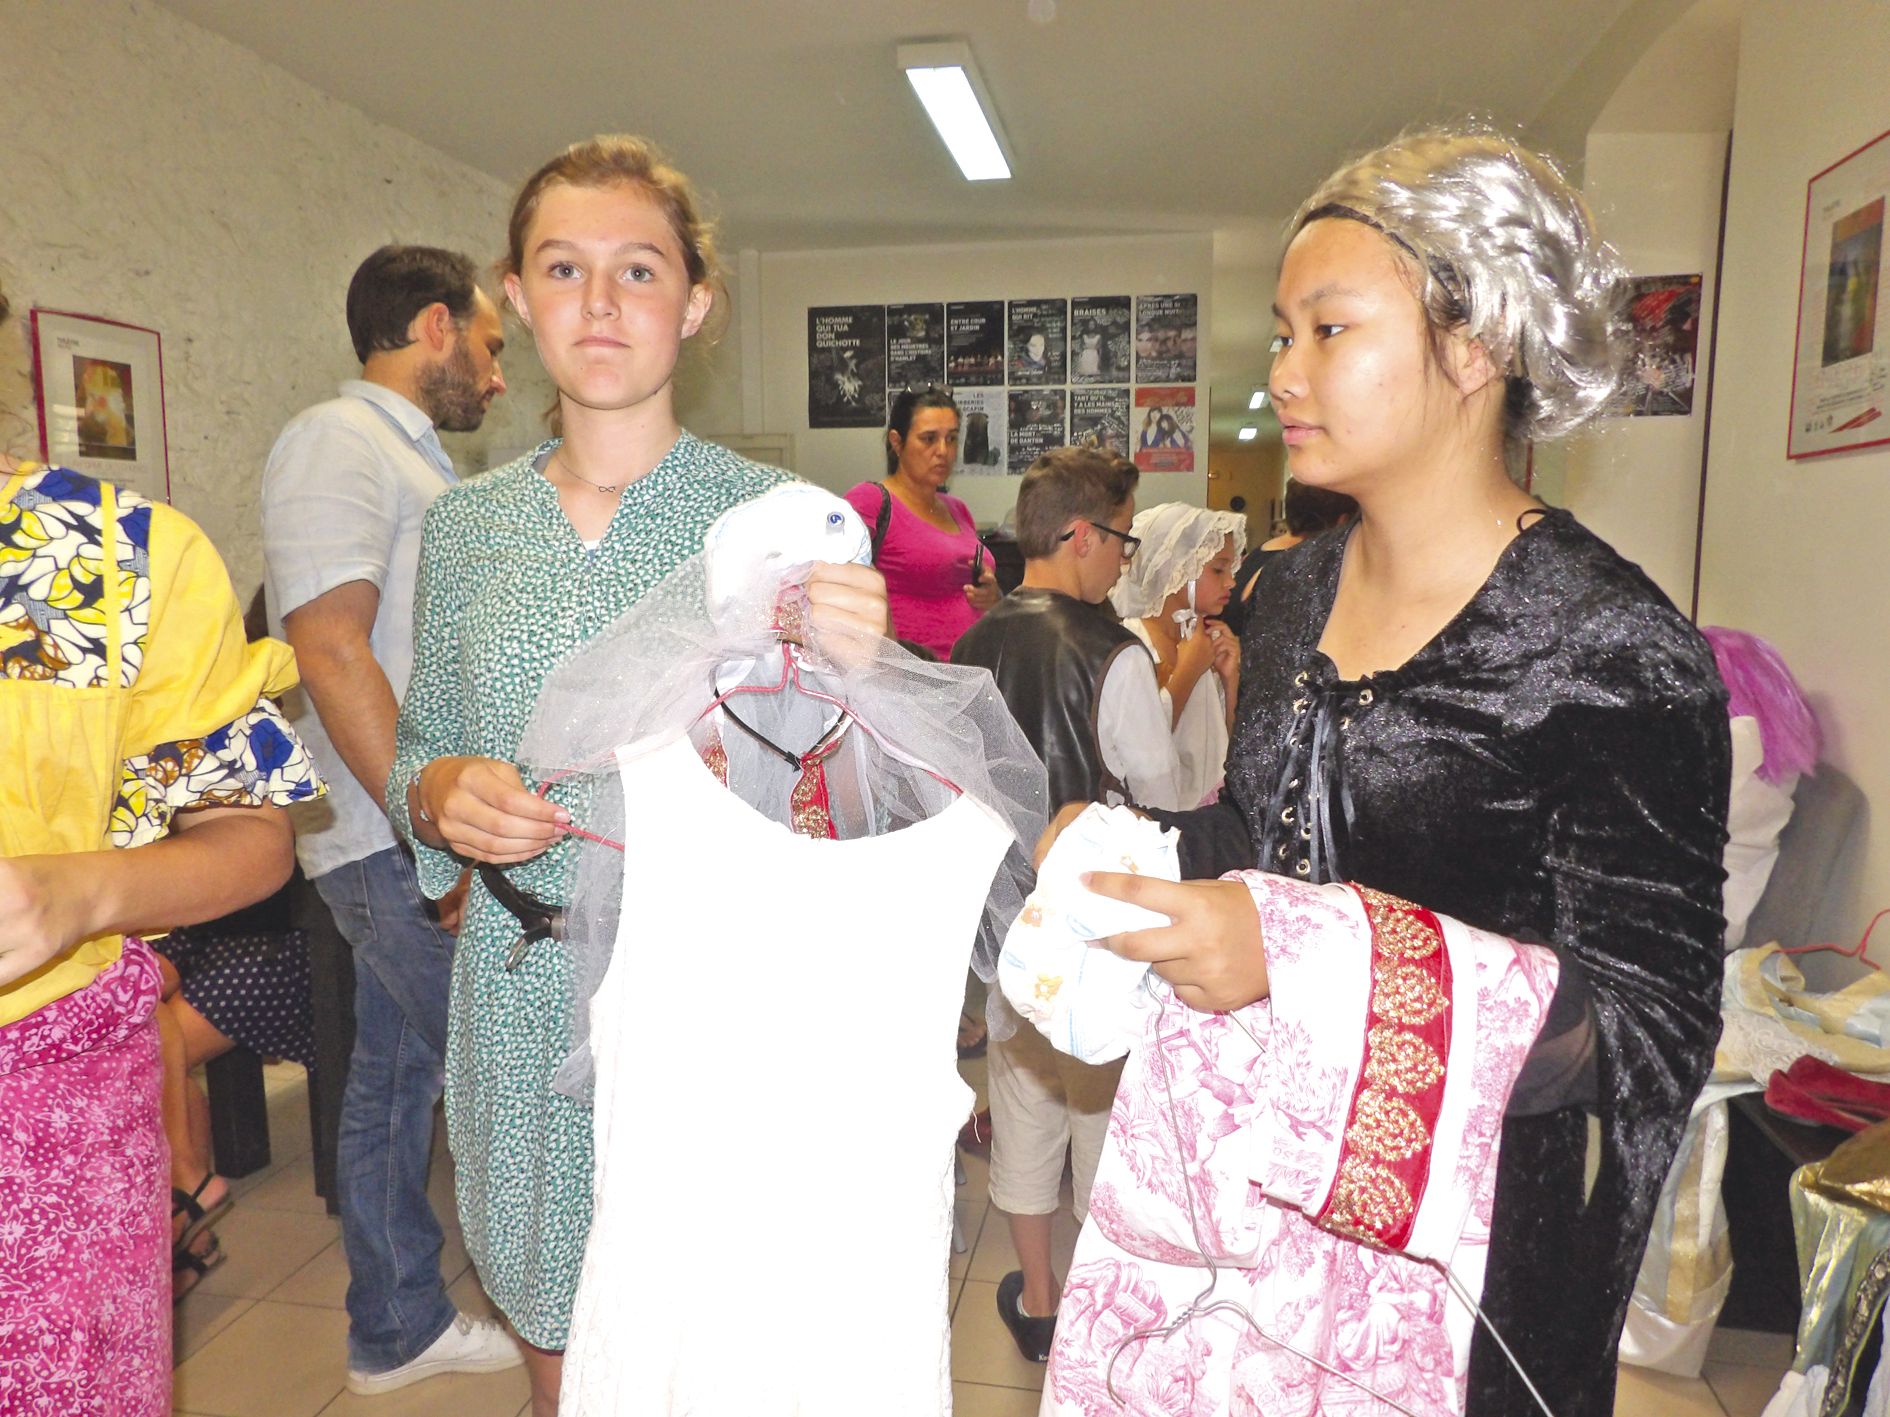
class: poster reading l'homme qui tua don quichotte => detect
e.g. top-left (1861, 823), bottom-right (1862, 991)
top-left (807, 306), bottom-right (886, 428)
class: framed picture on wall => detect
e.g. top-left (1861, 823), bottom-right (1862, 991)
top-left (1604, 274), bottom-right (1703, 417)
top-left (1788, 126), bottom-right (1890, 459)
top-left (29, 308), bottom-right (171, 501)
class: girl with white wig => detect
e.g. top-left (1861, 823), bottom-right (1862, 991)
top-left (1028, 127), bottom-right (1731, 1417)
top-left (1107, 503), bottom-right (1245, 806)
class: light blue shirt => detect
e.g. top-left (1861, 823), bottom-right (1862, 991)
top-left (261, 380), bottom-right (459, 877)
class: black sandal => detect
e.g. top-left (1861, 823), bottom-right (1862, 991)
top-left (171, 1173), bottom-right (232, 1260)
top-left (172, 1229), bottom-right (224, 1303)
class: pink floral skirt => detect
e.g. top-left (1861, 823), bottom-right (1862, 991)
top-left (0, 937), bottom-right (168, 1417)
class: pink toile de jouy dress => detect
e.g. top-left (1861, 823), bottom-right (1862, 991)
top-left (1021, 875), bottom-right (1558, 1417)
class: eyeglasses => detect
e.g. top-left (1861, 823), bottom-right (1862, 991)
top-left (1060, 520), bottom-right (1141, 560)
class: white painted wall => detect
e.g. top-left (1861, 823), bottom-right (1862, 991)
top-left (751, 234), bottom-right (1214, 528)
top-left (673, 266), bottom-right (747, 440)
top-left (0, 0), bottom-right (556, 595)
top-left (1565, 130), bottom-right (1729, 607)
top-left (1699, 0), bottom-right (1890, 950)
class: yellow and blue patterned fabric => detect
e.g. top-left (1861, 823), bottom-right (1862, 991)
top-left (0, 464), bottom-right (322, 1025)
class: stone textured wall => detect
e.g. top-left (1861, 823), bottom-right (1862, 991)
top-left (0, 0), bottom-right (557, 594)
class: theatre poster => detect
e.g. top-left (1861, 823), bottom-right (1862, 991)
top-left (1133, 386), bottom-right (1195, 473)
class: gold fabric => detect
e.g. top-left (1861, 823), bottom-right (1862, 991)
top-left (1789, 1159), bottom-right (1890, 1372)
top-left (1813, 1118), bottom-right (1890, 1216)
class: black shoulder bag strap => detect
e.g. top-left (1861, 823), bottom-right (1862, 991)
top-left (870, 483), bottom-right (894, 562)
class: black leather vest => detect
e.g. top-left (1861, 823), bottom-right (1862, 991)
top-left (952, 587), bottom-right (1141, 808)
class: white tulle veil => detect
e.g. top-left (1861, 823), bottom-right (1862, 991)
top-left (516, 484), bottom-right (1046, 1098)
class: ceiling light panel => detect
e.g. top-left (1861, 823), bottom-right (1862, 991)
top-left (898, 40), bottom-right (1013, 182)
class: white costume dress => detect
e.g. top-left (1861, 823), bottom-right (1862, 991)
top-left (1108, 503), bottom-right (1248, 808)
top-left (538, 485), bottom-right (1044, 1416)
top-left (1122, 617), bottom-right (1228, 808)
top-left (559, 738), bottom-right (1010, 1415)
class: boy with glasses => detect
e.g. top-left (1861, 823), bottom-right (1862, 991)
top-left (952, 446), bottom-right (1180, 1362)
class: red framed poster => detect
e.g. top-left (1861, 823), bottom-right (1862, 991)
top-left (1788, 126), bottom-right (1890, 460)
top-left (30, 307), bottom-right (171, 501)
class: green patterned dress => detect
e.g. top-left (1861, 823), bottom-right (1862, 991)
top-left (389, 433), bottom-right (786, 1346)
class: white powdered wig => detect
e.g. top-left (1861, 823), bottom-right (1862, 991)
top-left (1291, 126), bottom-right (1629, 445)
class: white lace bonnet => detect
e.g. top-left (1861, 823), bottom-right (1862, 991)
top-left (1108, 502), bottom-right (1249, 620)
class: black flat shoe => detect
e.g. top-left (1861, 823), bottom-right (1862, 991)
top-left (997, 1269), bottom-right (1057, 1363)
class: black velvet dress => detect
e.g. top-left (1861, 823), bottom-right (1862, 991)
top-left (1158, 508), bottom-right (1730, 1417)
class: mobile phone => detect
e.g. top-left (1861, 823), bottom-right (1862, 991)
top-left (967, 542), bottom-right (986, 587)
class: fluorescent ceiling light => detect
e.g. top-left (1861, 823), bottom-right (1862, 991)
top-left (1237, 425), bottom-right (1258, 442)
top-left (898, 40), bottom-right (1013, 182)
top-left (1248, 389), bottom-right (1269, 410)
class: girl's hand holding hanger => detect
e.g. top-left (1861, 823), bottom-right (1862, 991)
top-left (804, 561), bottom-right (890, 640)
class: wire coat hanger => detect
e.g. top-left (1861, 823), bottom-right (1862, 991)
top-left (1779, 906), bottom-right (1887, 973)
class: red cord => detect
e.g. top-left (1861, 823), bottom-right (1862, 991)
top-left (1779, 905), bottom-right (1888, 971)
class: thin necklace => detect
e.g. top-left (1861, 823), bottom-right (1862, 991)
top-left (553, 450), bottom-right (621, 495)
top-left (890, 476), bottom-right (953, 529)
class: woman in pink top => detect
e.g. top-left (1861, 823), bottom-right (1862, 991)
top-left (845, 387), bottom-right (1001, 659)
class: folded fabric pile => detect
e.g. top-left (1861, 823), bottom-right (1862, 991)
top-left (1624, 945), bottom-right (1890, 1377)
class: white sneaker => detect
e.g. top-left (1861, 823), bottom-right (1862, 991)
top-left (346, 1312), bottom-right (524, 1395)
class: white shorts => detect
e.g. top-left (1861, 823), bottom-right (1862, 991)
top-left (986, 1019), bottom-right (1124, 1222)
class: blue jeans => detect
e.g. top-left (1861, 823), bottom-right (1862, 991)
top-left (314, 846), bottom-right (459, 1373)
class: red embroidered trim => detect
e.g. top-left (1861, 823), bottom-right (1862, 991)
top-left (699, 720), bottom-right (842, 840)
top-left (700, 726), bottom-right (730, 787)
top-left (1314, 885), bottom-right (1453, 1250)
top-left (788, 736), bottom-right (843, 840)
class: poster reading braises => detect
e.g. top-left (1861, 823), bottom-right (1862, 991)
top-left (1791, 127), bottom-right (1890, 458)
top-left (1008, 389), bottom-right (1066, 473)
top-left (1133, 386), bottom-right (1195, 473)
top-left (807, 305), bottom-right (886, 428)
top-left (1069, 295), bottom-right (1132, 384)
top-left (954, 387), bottom-right (1009, 475)
top-left (1135, 293), bottom-right (1198, 383)
top-left (886, 302), bottom-right (945, 391)
top-left (1069, 386), bottom-right (1131, 456)
top-left (947, 301), bottom-right (1005, 386)
top-left (1007, 298), bottom-right (1067, 386)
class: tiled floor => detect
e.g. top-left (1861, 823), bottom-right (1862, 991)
top-left (172, 1060), bottom-right (1795, 1416)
